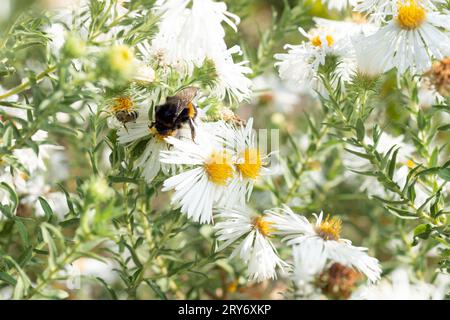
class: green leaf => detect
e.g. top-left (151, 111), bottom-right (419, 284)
top-left (15, 219), bottom-right (29, 245)
top-left (386, 205), bottom-right (418, 220)
top-left (344, 148), bottom-right (372, 160)
top-left (355, 119), bottom-right (365, 141)
top-left (108, 175), bottom-right (140, 184)
top-left (0, 271), bottom-right (17, 286)
top-left (412, 224), bottom-right (432, 246)
top-left (437, 124), bottom-right (450, 131)
top-left (387, 148), bottom-right (399, 179)
top-left (95, 277), bottom-right (118, 300)
top-left (38, 197), bottom-right (54, 221)
top-left (145, 280), bottom-right (168, 300)
top-left (437, 168), bottom-right (450, 181)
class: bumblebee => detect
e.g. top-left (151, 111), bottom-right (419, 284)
top-left (110, 97), bottom-right (139, 131)
top-left (151, 87), bottom-right (199, 141)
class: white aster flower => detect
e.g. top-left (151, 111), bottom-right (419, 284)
top-left (117, 103), bottom-right (174, 183)
top-left (160, 125), bottom-right (237, 224)
top-left (13, 130), bottom-right (63, 174)
top-left (275, 25), bottom-right (356, 94)
top-left (210, 46), bottom-right (253, 102)
top-left (214, 206), bottom-right (289, 282)
top-left (360, 0), bottom-right (450, 75)
top-left (352, 268), bottom-right (448, 300)
top-left (220, 118), bottom-right (271, 206)
top-left (266, 206), bottom-right (382, 283)
top-left (352, 0), bottom-right (444, 23)
top-left (150, 0), bottom-right (238, 72)
top-left (148, 0), bottom-right (251, 101)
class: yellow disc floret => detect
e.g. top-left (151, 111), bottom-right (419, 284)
top-left (204, 150), bottom-right (234, 185)
top-left (111, 97), bottom-right (134, 112)
top-left (252, 216), bottom-right (274, 237)
top-left (311, 35), bottom-right (334, 47)
top-left (397, 0), bottom-right (426, 30)
top-left (316, 215), bottom-right (342, 241)
top-left (236, 148), bottom-right (262, 180)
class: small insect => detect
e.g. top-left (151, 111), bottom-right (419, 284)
top-left (110, 97), bottom-right (139, 131)
top-left (115, 110), bottom-right (139, 125)
top-left (150, 87), bottom-right (199, 141)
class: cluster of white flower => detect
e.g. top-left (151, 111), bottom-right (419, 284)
top-left (275, 0), bottom-right (450, 99)
top-left (0, 89), bottom-right (70, 220)
top-left (140, 0), bottom-right (252, 102)
top-left (2, 0), bottom-right (449, 300)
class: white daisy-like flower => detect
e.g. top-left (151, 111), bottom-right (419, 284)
top-left (219, 118), bottom-right (271, 206)
top-left (147, 0), bottom-right (252, 102)
top-left (150, 0), bottom-right (238, 73)
top-left (116, 101), bottom-right (174, 183)
top-left (214, 206), bottom-right (289, 282)
top-left (274, 25), bottom-right (356, 94)
top-left (359, 0), bottom-right (450, 75)
top-left (160, 125), bottom-right (237, 224)
top-left (13, 130), bottom-right (63, 174)
top-left (210, 46), bottom-right (253, 102)
top-left (265, 206), bottom-right (382, 283)
top-left (352, 268), bottom-right (449, 300)
top-left (352, 0), bottom-right (445, 23)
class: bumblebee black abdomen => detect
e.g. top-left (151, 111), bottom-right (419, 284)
top-left (151, 87), bottom-right (199, 141)
top-left (155, 103), bottom-right (180, 126)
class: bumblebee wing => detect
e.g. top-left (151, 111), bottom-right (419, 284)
top-left (167, 87), bottom-right (198, 106)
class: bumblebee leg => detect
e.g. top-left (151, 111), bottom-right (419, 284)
top-left (124, 123), bottom-right (129, 133)
top-left (188, 118), bottom-right (196, 143)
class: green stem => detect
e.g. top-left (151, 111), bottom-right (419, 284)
top-left (0, 66), bottom-right (57, 101)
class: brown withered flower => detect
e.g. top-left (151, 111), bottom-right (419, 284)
top-left (317, 263), bottom-right (362, 300)
top-left (425, 57), bottom-right (450, 96)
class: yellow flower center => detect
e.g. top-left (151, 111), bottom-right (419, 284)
top-left (149, 126), bottom-right (174, 142)
top-left (311, 35), bottom-right (334, 47)
top-left (204, 150), bottom-right (234, 185)
top-left (252, 216), bottom-right (273, 237)
top-left (236, 148), bottom-right (262, 180)
top-left (406, 159), bottom-right (415, 169)
top-left (111, 97), bottom-right (134, 112)
top-left (316, 215), bottom-right (342, 241)
top-left (109, 45), bottom-right (134, 72)
top-left (397, 1), bottom-right (426, 30)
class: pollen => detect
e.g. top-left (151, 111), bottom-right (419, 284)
top-left (397, 0), bottom-right (426, 30)
top-left (149, 126), bottom-right (174, 142)
top-left (111, 97), bottom-right (134, 112)
top-left (204, 150), bottom-right (234, 185)
top-left (236, 148), bottom-right (262, 180)
top-left (406, 159), bottom-right (415, 169)
top-left (252, 216), bottom-right (274, 237)
top-left (311, 35), bottom-right (334, 48)
top-left (316, 215), bottom-right (342, 241)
